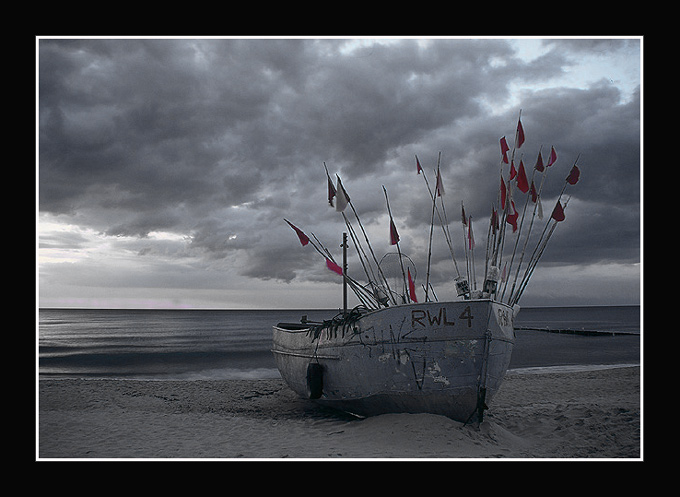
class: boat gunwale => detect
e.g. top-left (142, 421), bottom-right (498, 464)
top-left (274, 298), bottom-right (516, 333)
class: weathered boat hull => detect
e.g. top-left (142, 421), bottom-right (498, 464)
top-left (272, 299), bottom-right (516, 423)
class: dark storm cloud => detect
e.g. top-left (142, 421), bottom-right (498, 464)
top-left (39, 37), bottom-right (640, 289)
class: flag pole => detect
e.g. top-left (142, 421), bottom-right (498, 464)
top-left (327, 165), bottom-right (396, 305)
top-left (342, 232), bottom-right (348, 316)
top-left (500, 158), bottom-right (533, 301)
top-left (285, 219), bottom-right (379, 309)
top-left (512, 156), bottom-right (580, 305)
top-left (425, 182), bottom-right (437, 302)
top-left (520, 154), bottom-right (578, 283)
top-left (324, 164), bottom-right (375, 286)
top-left (346, 194), bottom-right (397, 306)
top-left (512, 196), bottom-right (571, 305)
top-left (340, 215), bottom-right (375, 293)
top-left (492, 110), bottom-right (522, 283)
top-left (486, 134), bottom-right (508, 295)
top-left (468, 215), bottom-right (476, 290)
top-left (383, 185), bottom-right (409, 303)
top-left (506, 147), bottom-right (550, 304)
top-left (424, 153), bottom-right (441, 302)
top-left (415, 152), bottom-right (460, 302)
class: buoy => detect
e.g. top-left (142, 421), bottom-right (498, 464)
top-left (306, 363), bottom-right (323, 399)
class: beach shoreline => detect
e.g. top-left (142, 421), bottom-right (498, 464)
top-left (37, 365), bottom-right (641, 459)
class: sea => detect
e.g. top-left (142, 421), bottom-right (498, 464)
top-left (38, 306), bottom-right (640, 381)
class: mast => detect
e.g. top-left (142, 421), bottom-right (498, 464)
top-left (342, 232), bottom-right (348, 316)
top-left (417, 153), bottom-right (461, 301)
top-left (383, 186), bottom-right (409, 303)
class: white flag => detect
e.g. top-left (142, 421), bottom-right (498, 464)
top-left (335, 176), bottom-right (349, 212)
top-left (435, 169), bottom-right (445, 197)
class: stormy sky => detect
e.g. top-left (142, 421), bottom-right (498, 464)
top-left (38, 37), bottom-right (641, 309)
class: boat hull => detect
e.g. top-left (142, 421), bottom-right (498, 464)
top-left (272, 299), bottom-right (516, 423)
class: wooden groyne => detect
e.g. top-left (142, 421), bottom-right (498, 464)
top-left (515, 327), bottom-right (638, 337)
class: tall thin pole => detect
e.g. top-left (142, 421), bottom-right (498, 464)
top-left (417, 154), bottom-right (460, 285)
top-left (328, 166), bottom-right (396, 305)
top-left (507, 149), bottom-right (548, 304)
top-left (342, 232), bottom-right (348, 316)
top-left (500, 162), bottom-right (533, 301)
top-left (383, 186), bottom-right (408, 302)
top-left (425, 166), bottom-right (438, 302)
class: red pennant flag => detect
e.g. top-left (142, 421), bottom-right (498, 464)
top-left (327, 176), bottom-right (336, 207)
top-left (535, 151), bottom-right (544, 172)
top-left (566, 165), bottom-right (580, 185)
top-left (500, 136), bottom-right (510, 163)
top-left (389, 219), bottom-right (400, 245)
top-left (284, 219), bottom-right (310, 246)
top-left (509, 160), bottom-right (517, 180)
top-left (547, 146), bottom-right (557, 167)
top-left (517, 119), bottom-right (525, 148)
top-left (551, 200), bottom-right (565, 222)
top-left (415, 156), bottom-right (423, 175)
top-left (529, 181), bottom-right (538, 203)
top-left (500, 176), bottom-right (507, 209)
top-left (468, 216), bottom-right (475, 250)
top-left (506, 201), bottom-right (518, 232)
top-left (516, 160), bottom-right (529, 193)
top-left (326, 257), bottom-right (343, 275)
top-left (407, 268), bottom-right (418, 303)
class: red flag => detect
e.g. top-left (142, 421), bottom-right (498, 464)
top-left (407, 268), bottom-right (418, 303)
top-left (516, 160), bottom-right (529, 193)
top-left (551, 200), bottom-right (565, 222)
top-left (566, 164), bottom-right (580, 185)
top-left (327, 176), bottom-right (336, 207)
top-left (468, 216), bottom-right (475, 250)
top-left (461, 203), bottom-right (467, 226)
top-left (500, 136), bottom-right (510, 164)
top-left (517, 119), bottom-right (525, 148)
top-left (509, 160), bottom-right (517, 180)
top-left (547, 146), bottom-right (557, 167)
top-left (500, 176), bottom-right (507, 209)
top-left (535, 151), bottom-right (544, 172)
top-left (415, 155), bottom-right (423, 175)
top-left (284, 219), bottom-right (310, 246)
top-left (529, 181), bottom-right (538, 203)
top-left (506, 201), bottom-right (518, 232)
top-left (389, 219), bottom-right (400, 245)
top-left (326, 258), bottom-right (343, 275)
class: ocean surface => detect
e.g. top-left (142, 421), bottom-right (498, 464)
top-left (38, 306), bottom-right (640, 380)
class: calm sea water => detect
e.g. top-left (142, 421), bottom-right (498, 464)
top-left (38, 306), bottom-right (640, 380)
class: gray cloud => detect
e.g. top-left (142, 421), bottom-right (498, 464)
top-left (38, 37), bottom-right (641, 306)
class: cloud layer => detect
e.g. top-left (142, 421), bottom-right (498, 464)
top-left (38, 38), bottom-right (641, 308)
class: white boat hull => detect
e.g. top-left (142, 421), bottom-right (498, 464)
top-left (272, 299), bottom-right (516, 423)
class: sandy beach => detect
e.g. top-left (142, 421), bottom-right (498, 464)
top-left (38, 366), bottom-right (640, 459)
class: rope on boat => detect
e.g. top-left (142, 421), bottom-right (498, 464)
top-left (308, 305), bottom-right (367, 340)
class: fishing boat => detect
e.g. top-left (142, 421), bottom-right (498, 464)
top-left (272, 114), bottom-right (581, 423)
top-left (273, 299), bottom-right (516, 423)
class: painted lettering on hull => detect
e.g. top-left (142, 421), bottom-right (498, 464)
top-left (411, 306), bottom-right (474, 328)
